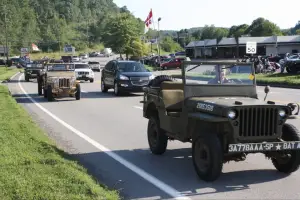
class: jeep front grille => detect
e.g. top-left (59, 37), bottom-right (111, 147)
top-left (59, 78), bottom-right (70, 87)
top-left (130, 77), bottom-right (149, 86)
top-left (238, 107), bottom-right (279, 137)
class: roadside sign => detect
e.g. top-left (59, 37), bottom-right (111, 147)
top-left (20, 48), bottom-right (29, 53)
top-left (64, 45), bottom-right (75, 54)
top-left (246, 42), bottom-right (257, 54)
top-left (0, 46), bottom-right (9, 54)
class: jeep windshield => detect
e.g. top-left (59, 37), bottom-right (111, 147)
top-left (184, 63), bottom-right (255, 85)
top-left (47, 64), bottom-right (75, 71)
top-left (117, 62), bottom-right (148, 72)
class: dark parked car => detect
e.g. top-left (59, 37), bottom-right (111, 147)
top-left (101, 60), bottom-right (155, 96)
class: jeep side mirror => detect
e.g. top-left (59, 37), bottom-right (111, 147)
top-left (264, 85), bottom-right (270, 101)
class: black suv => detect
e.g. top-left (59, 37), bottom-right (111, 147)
top-left (101, 60), bottom-right (155, 96)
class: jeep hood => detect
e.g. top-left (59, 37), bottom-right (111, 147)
top-left (187, 97), bottom-right (285, 107)
top-left (47, 71), bottom-right (75, 77)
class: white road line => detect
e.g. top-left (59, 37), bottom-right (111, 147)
top-left (133, 106), bottom-right (143, 110)
top-left (17, 73), bottom-right (190, 200)
top-left (10, 71), bottom-right (21, 80)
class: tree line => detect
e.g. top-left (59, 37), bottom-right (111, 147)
top-left (0, 0), bottom-right (299, 57)
top-left (146, 18), bottom-right (300, 48)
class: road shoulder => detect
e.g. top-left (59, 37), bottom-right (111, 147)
top-left (0, 78), bottom-right (120, 199)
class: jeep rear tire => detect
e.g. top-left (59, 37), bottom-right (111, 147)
top-left (271, 123), bottom-right (300, 174)
top-left (192, 134), bottom-right (223, 182)
top-left (147, 116), bottom-right (168, 155)
top-left (90, 78), bottom-right (94, 83)
top-left (47, 85), bottom-right (53, 102)
top-left (75, 84), bottom-right (81, 100)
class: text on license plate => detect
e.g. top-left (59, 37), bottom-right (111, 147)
top-left (228, 141), bottom-right (300, 152)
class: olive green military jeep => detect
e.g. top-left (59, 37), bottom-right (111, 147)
top-left (141, 60), bottom-right (300, 182)
top-left (37, 63), bottom-right (81, 101)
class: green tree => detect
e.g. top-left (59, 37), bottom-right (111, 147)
top-left (296, 29), bottom-right (300, 35)
top-left (191, 29), bottom-right (201, 40)
top-left (160, 36), bottom-right (183, 52)
top-left (228, 24), bottom-right (249, 37)
top-left (102, 12), bottom-right (141, 58)
top-left (246, 17), bottom-right (283, 36)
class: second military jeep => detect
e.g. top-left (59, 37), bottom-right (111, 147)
top-left (24, 59), bottom-right (47, 81)
top-left (37, 63), bottom-right (81, 101)
top-left (141, 60), bottom-right (300, 182)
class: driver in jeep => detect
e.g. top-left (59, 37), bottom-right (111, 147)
top-left (208, 65), bottom-right (231, 84)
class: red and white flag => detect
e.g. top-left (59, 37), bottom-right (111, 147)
top-left (31, 43), bottom-right (40, 51)
top-left (144, 9), bottom-right (153, 33)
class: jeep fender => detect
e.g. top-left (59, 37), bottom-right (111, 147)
top-left (145, 102), bottom-right (159, 119)
top-left (188, 113), bottom-right (229, 122)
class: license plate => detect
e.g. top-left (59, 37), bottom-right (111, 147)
top-left (228, 142), bottom-right (300, 152)
top-left (82, 75), bottom-right (86, 77)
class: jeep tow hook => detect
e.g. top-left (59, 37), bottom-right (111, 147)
top-left (140, 101), bottom-right (145, 103)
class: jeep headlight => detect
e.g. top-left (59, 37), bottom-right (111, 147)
top-left (70, 77), bottom-right (76, 83)
top-left (227, 110), bottom-right (237, 119)
top-left (278, 109), bottom-right (286, 117)
top-left (53, 79), bottom-right (59, 85)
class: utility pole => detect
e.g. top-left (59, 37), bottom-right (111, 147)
top-left (3, 4), bottom-right (9, 65)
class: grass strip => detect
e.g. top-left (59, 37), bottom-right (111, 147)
top-left (0, 67), bottom-right (23, 81)
top-left (0, 85), bottom-right (120, 200)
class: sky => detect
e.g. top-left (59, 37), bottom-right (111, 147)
top-left (113, 0), bottom-right (300, 31)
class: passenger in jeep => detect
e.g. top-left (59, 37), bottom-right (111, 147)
top-left (208, 65), bottom-right (231, 84)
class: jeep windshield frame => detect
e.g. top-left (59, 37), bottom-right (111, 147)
top-left (180, 61), bottom-right (258, 98)
top-left (46, 63), bottom-right (75, 72)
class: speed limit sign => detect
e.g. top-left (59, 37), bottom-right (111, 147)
top-left (246, 42), bottom-right (257, 54)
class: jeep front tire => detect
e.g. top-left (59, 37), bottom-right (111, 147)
top-left (271, 123), bottom-right (300, 174)
top-left (192, 134), bottom-right (223, 182)
top-left (25, 75), bottom-right (29, 82)
top-left (147, 116), bottom-right (168, 155)
top-left (75, 84), bottom-right (81, 100)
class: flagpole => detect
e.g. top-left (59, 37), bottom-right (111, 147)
top-left (150, 9), bottom-right (159, 56)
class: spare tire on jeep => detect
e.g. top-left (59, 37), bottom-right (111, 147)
top-left (148, 75), bottom-right (176, 87)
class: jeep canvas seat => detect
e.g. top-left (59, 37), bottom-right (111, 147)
top-left (160, 81), bottom-right (184, 116)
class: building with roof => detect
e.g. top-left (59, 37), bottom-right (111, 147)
top-left (185, 35), bottom-right (300, 59)
top-left (0, 45), bottom-right (9, 57)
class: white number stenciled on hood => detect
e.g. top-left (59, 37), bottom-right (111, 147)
top-left (196, 103), bottom-right (214, 112)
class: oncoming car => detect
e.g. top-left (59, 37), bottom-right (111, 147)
top-left (74, 63), bottom-right (95, 82)
top-left (101, 60), bottom-right (155, 96)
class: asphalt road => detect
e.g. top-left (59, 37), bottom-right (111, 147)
top-left (6, 57), bottom-right (300, 200)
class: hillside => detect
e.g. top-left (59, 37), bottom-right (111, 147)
top-left (0, 0), bottom-right (132, 54)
